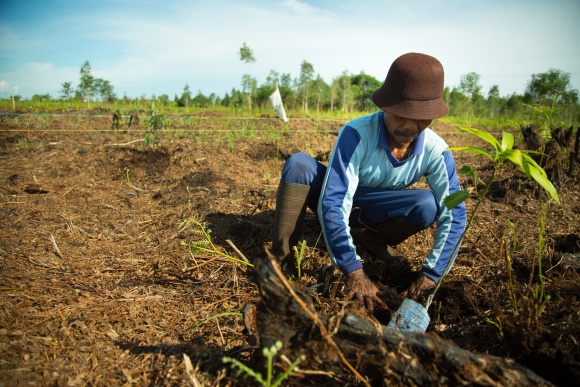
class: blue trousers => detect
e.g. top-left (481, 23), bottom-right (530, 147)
top-left (281, 152), bottom-right (437, 230)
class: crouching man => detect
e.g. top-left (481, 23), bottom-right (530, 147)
top-left (271, 52), bottom-right (467, 311)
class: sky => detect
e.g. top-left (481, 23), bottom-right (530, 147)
top-left (0, 0), bottom-right (579, 100)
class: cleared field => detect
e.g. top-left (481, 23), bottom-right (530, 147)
top-left (0, 113), bottom-right (578, 386)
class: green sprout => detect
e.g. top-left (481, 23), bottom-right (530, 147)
top-left (222, 341), bottom-right (305, 387)
top-left (292, 240), bottom-right (307, 280)
top-left (180, 218), bottom-right (253, 267)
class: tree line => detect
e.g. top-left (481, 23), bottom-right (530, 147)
top-left (19, 44), bottom-right (580, 125)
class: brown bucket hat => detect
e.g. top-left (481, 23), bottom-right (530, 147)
top-left (372, 52), bottom-right (448, 120)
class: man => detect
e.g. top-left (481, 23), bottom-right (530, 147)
top-left (271, 52), bottom-right (467, 311)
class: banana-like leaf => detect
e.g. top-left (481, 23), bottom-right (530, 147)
top-left (447, 146), bottom-right (494, 160)
top-left (503, 151), bottom-right (558, 202)
top-left (501, 149), bottom-right (528, 176)
top-left (459, 127), bottom-right (501, 150)
top-left (501, 132), bottom-right (515, 152)
top-left (521, 153), bottom-right (548, 178)
top-left (528, 165), bottom-right (560, 203)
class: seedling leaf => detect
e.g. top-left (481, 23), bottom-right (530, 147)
top-left (459, 126), bottom-right (501, 150)
top-left (501, 131), bottom-right (515, 152)
top-left (444, 190), bottom-right (470, 210)
top-left (447, 146), bottom-right (493, 160)
top-left (459, 165), bottom-right (475, 177)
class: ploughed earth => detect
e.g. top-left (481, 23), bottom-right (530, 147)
top-left (0, 111), bottom-right (578, 386)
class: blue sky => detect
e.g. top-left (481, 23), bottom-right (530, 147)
top-left (1, 0), bottom-right (579, 100)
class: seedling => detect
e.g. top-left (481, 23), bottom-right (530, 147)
top-left (145, 104), bottom-right (166, 146)
top-left (292, 240), bottom-right (307, 279)
top-left (222, 341), bottom-right (305, 387)
top-left (431, 127), bottom-right (559, 302)
top-left (124, 167), bottom-right (131, 186)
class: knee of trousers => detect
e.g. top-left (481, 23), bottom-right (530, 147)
top-left (281, 152), bottom-right (319, 185)
top-left (407, 191), bottom-right (438, 229)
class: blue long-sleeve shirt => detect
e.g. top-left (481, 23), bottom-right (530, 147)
top-left (317, 111), bottom-right (466, 282)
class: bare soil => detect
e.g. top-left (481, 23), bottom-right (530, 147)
top-left (0, 112), bottom-right (578, 386)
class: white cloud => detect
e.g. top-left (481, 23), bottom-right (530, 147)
top-left (0, 63), bottom-right (77, 98)
top-left (0, 0), bottom-right (578, 99)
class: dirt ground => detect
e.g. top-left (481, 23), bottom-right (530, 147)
top-left (0, 112), bottom-right (578, 386)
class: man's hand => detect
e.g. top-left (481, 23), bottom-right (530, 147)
top-left (345, 269), bottom-right (387, 312)
top-left (401, 274), bottom-right (436, 302)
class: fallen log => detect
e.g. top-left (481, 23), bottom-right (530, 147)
top-left (249, 252), bottom-right (552, 386)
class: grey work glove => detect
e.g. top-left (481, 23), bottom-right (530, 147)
top-left (401, 274), bottom-right (436, 302)
top-left (344, 268), bottom-right (387, 312)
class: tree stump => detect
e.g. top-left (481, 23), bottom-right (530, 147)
top-left (249, 253), bottom-right (553, 386)
top-left (128, 112), bottom-right (140, 129)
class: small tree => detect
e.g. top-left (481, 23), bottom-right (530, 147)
top-left (76, 61), bottom-right (115, 106)
top-left (60, 82), bottom-right (74, 100)
top-left (439, 128), bottom-right (560, 340)
top-left (310, 75), bottom-right (329, 115)
top-left (298, 60), bottom-right (314, 115)
top-left (78, 61), bottom-right (96, 107)
top-left (334, 70), bottom-right (355, 114)
top-left (239, 42), bottom-right (256, 110)
top-left (487, 85), bottom-right (501, 118)
top-left (459, 72), bottom-right (483, 119)
top-left (177, 84), bottom-right (192, 108)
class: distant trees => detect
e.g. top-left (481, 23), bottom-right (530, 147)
top-left (94, 79), bottom-right (115, 102)
top-left (524, 68), bottom-right (578, 105)
top-left (444, 69), bottom-right (579, 124)
top-left (60, 61), bottom-right (116, 106)
top-left (42, 58), bottom-right (577, 126)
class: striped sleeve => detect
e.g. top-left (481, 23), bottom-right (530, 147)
top-left (318, 126), bottom-right (363, 275)
top-left (422, 151), bottom-right (467, 281)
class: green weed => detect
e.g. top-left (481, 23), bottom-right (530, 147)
top-left (191, 311), bottom-right (243, 332)
top-left (124, 167), bottom-right (131, 186)
top-left (18, 138), bottom-right (29, 150)
top-left (180, 218), bottom-right (253, 267)
top-left (222, 341), bottom-right (305, 387)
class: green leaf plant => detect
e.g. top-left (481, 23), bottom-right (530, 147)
top-left (145, 103), bottom-right (166, 146)
top-left (292, 240), bottom-right (307, 280)
top-left (222, 341), bottom-right (305, 387)
top-left (180, 218), bottom-right (253, 268)
top-left (429, 127), bottom-right (559, 305)
top-left (488, 203), bottom-right (551, 340)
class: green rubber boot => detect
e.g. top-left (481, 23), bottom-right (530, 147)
top-left (271, 182), bottom-right (311, 274)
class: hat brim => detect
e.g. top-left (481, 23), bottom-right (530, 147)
top-left (372, 89), bottom-right (448, 120)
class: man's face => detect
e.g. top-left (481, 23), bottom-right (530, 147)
top-left (382, 111), bottom-right (432, 146)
